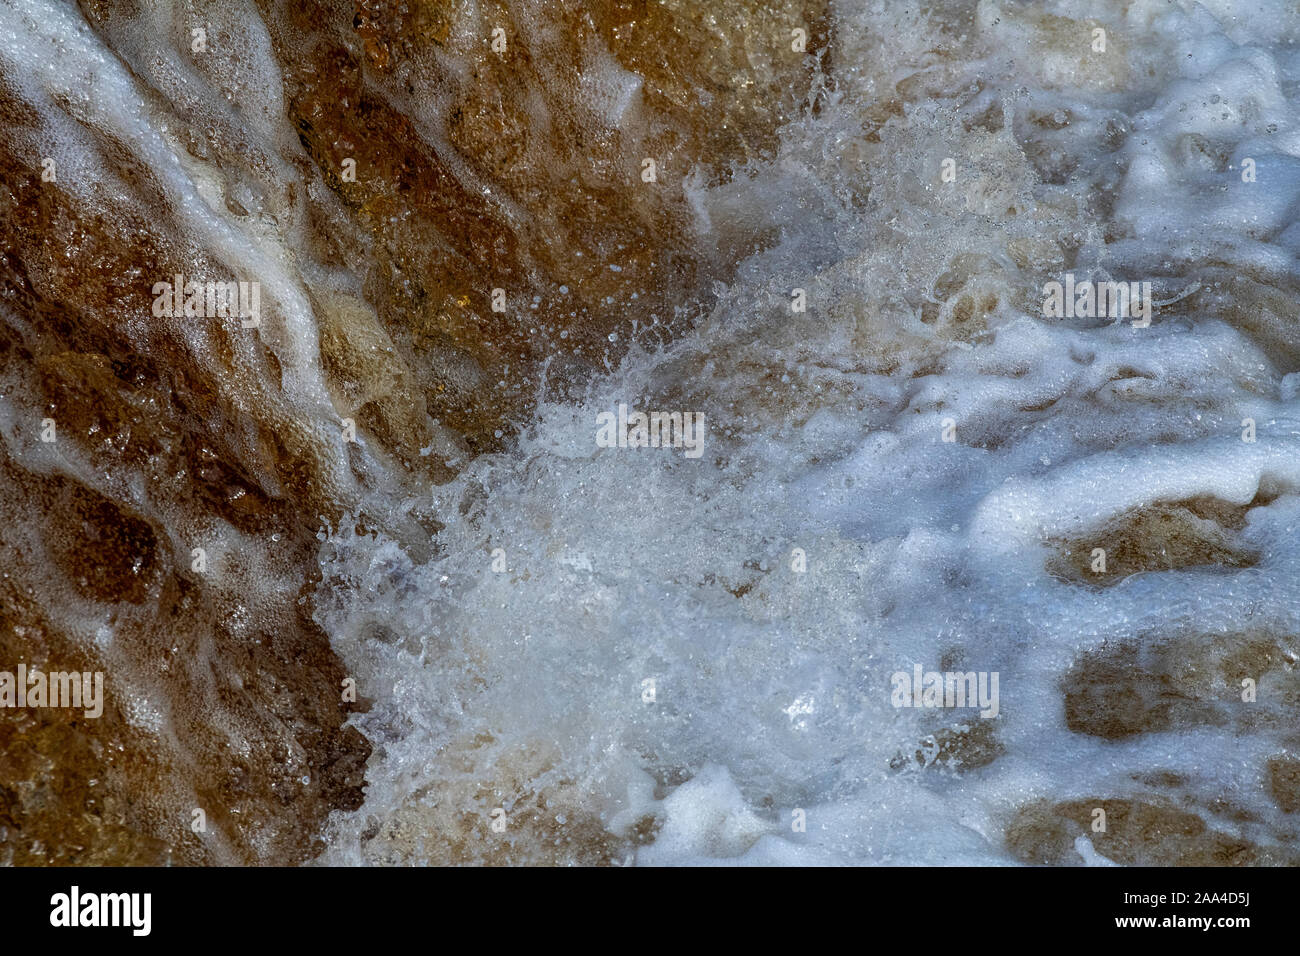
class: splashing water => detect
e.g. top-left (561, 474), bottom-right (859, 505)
top-left (313, 1), bottom-right (1300, 865)
top-left (3, 0), bottom-right (1300, 866)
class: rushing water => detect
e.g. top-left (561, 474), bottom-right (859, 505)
top-left (3, 0), bottom-right (1300, 865)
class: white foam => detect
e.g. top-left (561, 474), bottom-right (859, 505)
top-left (300, 0), bottom-right (1300, 864)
